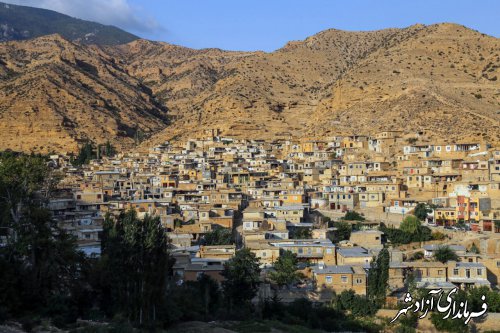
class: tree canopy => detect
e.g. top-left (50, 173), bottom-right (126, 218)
top-left (268, 250), bottom-right (302, 287)
top-left (400, 215), bottom-right (421, 233)
top-left (434, 246), bottom-right (459, 263)
top-left (221, 248), bottom-right (261, 308)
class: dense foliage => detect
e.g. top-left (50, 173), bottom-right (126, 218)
top-left (203, 227), bottom-right (233, 245)
top-left (268, 250), bottom-right (303, 287)
top-left (291, 227), bottom-right (312, 239)
top-left (331, 221), bottom-right (352, 243)
top-left (434, 245), bottom-right (459, 263)
top-left (412, 203), bottom-right (432, 221)
top-left (400, 215), bottom-right (421, 233)
top-left (367, 248), bottom-right (390, 304)
top-left (343, 210), bottom-right (365, 221)
top-left (380, 222), bottom-right (432, 245)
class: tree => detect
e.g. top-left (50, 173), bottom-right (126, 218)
top-left (104, 140), bottom-right (116, 157)
top-left (203, 228), bottom-right (233, 245)
top-left (434, 246), bottom-right (459, 263)
top-left (97, 210), bottom-right (173, 326)
top-left (331, 221), bottom-right (352, 243)
top-left (72, 142), bottom-right (95, 165)
top-left (292, 227), bottom-right (312, 239)
top-left (413, 203), bottom-right (431, 221)
top-left (343, 211), bottom-right (365, 221)
top-left (221, 248), bottom-right (261, 309)
top-left (400, 215), bottom-right (421, 234)
top-left (367, 248), bottom-right (390, 304)
top-left (0, 153), bottom-right (88, 324)
top-left (268, 250), bottom-right (302, 287)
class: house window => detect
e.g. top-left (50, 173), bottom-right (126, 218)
top-left (453, 269), bottom-right (459, 275)
top-left (326, 276), bottom-right (332, 284)
top-left (341, 276), bottom-right (348, 283)
top-left (477, 269), bottom-right (482, 275)
top-left (298, 248), bottom-right (303, 254)
top-left (326, 248), bottom-right (333, 254)
top-left (355, 278), bottom-right (363, 284)
top-left (438, 270), bottom-right (443, 275)
top-left (262, 252), bottom-right (267, 257)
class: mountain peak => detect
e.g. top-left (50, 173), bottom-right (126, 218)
top-left (0, 1), bottom-right (138, 45)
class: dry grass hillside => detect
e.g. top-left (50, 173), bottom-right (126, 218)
top-left (312, 23), bottom-right (500, 142)
top-left (0, 23), bottom-right (498, 153)
top-left (0, 35), bottom-right (167, 152)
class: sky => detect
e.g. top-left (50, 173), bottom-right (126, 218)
top-left (5, 0), bottom-right (500, 51)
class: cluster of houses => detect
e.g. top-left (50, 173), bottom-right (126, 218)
top-left (45, 129), bottom-right (500, 300)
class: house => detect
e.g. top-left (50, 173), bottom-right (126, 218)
top-left (312, 265), bottom-right (367, 295)
top-left (349, 230), bottom-right (383, 249)
top-left (448, 262), bottom-right (490, 289)
top-left (423, 244), bottom-right (466, 258)
top-left (336, 247), bottom-right (373, 266)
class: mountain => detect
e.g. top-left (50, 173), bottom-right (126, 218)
top-left (0, 35), bottom-right (167, 152)
top-left (0, 17), bottom-right (498, 153)
top-left (0, 2), bottom-right (138, 45)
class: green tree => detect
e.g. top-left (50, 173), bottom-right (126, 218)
top-left (104, 140), bottom-right (116, 157)
top-left (0, 153), bottom-right (87, 324)
top-left (221, 248), bottom-right (261, 309)
top-left (97, 210), bottom-right (173, 326)
top-left (413, 203), bottom-right (431, 221)
top-left (72, 142), bottom-right (95, 165)
top-left (469, 243), bottom-right (480, 254)
top-left (434, 246), bottom-right (459, 263)
top-left (400, 215), bottom-right (421, 234)
top-left (367, 248), bottom-right (390, 304)
top-left (331, 221), bottom-right (352, 243)
top-left (343, 211), bottom-right (365, 221)
top-left (268, 250), bottom-right (302, 287)
top-left (292, 227), bottom-right (312, 239)
top-left (203, 227), bottom-right (233, 245)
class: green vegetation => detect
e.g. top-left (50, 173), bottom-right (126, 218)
top-left (221, 248), bottom-right (262, 311)
top-left (400, 215), bottom-right (421, 233)
top-left (330, 221), bottom-right (352, 243)
top-left (380, 221), bottom-right (432, 245)
top-left (292, 227), bottom-right (312, 239)
top-left (203, 227), bottom-right (233, 245)
top-left (337, 289), bottom-right (378, 316)
top-left (268, 250), bottom-right (303, 287)
top-left (434, 245), bottom-right (459, 263)
top-left (412, 203), bottom-right (431, 221)
top-left (72, 141), bottom-right (117, 165)
top-left (343, 210), bottom-right (365, 221)
top-left (0, 2), bottom-right (138, 45)
top-left (367, 248), bottom-right (390, 305)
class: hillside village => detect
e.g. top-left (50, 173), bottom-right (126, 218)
top-left (38, 128), bottom-right (500, 303)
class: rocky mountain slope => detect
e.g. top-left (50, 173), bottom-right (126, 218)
top-left (0, 21), bottom-right (498, 153)
top-left (0, 35), bottom-right (166, 152)
top-left (0, 2), bottom-right (138, 45)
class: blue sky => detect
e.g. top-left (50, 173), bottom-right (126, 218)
top-left (7, 0), bottom-right (500, 51)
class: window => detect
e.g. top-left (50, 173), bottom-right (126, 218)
top-left (341, 275), bottom-right (348, 283)
top-left (453, 269), bottom-right (459, 275)
top-left (326, 248), bottom-right (333, 254)
top-left (438, 270), bottom-right (443, 275)
top-left (477, 269), bottom-right (482, 275)
top-left (298, 248), bottom-right (303, 254)
top-left (326, 276), bottom-right (332, 284)
top-left (355, 278), bottom-right (363, 284)
top-left (262, 252), bottom-right (267, 257)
